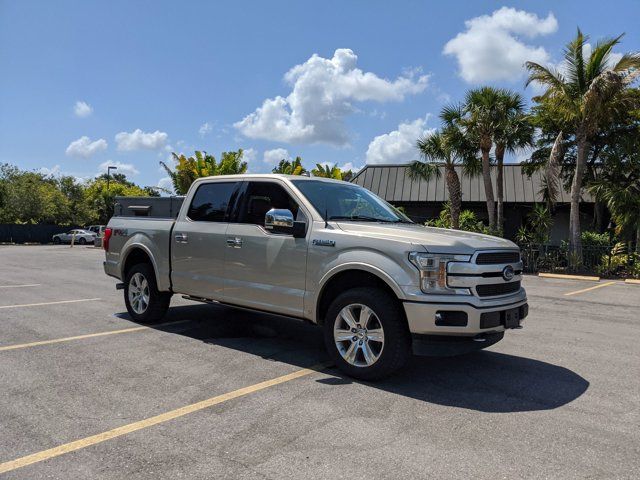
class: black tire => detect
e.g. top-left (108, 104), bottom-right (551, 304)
top-left (78, 237), bottom-right (87, 245)
top-left (323, 287), bottom-right (411, 381)
top-left (53, 237), bottom-right (61, 244)
top-left (124, 263), bottom-right (171, 324)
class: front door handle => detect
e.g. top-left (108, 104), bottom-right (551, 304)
top-left (226, 237), bottom-right (243, 248)
top-left (175, 233), bottom-right (188, 243)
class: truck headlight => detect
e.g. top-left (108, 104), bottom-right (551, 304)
top-left (409, 252), bottom-right (471, 295)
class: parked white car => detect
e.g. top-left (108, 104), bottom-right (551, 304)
top-left (52, 229), bottom-right (96, 245)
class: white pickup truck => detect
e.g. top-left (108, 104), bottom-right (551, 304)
top-left (104, 174), bottom-right (527, 379)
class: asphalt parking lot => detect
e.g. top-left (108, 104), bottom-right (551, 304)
top-left (1, 245), bottom-right (639, 479)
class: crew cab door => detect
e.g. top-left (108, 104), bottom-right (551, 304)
top-left (223, 180), bottom-right (309, 317)
top-left (171, 180), bottom-right (240, 300)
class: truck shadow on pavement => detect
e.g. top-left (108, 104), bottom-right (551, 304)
top-left (124, 302), bottom-right (589, 414)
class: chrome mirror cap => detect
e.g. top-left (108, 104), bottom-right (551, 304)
top-left (265, 208), bottom-right (294, 229)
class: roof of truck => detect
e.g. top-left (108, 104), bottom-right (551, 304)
top-left (194, 173), bottom-right (349, 184)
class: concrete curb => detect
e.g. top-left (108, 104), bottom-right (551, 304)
top-left (538, 273), bottom-right (600, 282)
top-left (624, 278), bottom-right (640, 285)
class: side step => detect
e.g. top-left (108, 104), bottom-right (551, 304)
top-left (116, 283), bottom-right (125, 290)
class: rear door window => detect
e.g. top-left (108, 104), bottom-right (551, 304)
top-left (187, 182), bottom-right (238, 222)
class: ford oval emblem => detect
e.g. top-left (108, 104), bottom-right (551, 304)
top-left (502, 265), bottom-right (515, 281)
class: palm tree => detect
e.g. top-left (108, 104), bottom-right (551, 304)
top-left (493, 92), bottom-right (534, 233)
top-left (409, 124), bottom-right (472, 229)
top-left (312, 163), bottom-right (351, 180)
top-left (526, 29), bottom-right (640, 257)
top-left (461, 87), bottom-right (506, 231)
top-left (272, 156), bottom-right (306, 175)
top-left (160, 149), bottom-right (248, 194)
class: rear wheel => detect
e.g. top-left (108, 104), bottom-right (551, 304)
top-left (78, 237), bottom-right (87, 245)
top-left (323, 287), bottom-right (411, 380)
top-left (124, 263), bottom-right (171, 323)
top-left (53, 237), bottom-right (61, 244)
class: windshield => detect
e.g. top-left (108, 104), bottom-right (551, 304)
top-left (291, 180), bottom-right (412, 223)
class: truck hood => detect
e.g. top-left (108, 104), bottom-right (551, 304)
top-left (335, 222), bottom-right (517, 254)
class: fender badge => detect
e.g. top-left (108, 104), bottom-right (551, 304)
top-left (312, 239), bottom-right (335, 247)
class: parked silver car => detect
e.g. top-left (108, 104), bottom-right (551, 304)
top-left (52, 229), bottom-right (96, 245)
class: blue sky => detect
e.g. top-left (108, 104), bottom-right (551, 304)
top-left (1, 1), bottom-right (638, 192)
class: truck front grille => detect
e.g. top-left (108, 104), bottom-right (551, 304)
top-left (476, 251), bottom-right (520, 265)
top-left (476, 281), bottom-right (521, 297)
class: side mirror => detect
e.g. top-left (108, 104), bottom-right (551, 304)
top-left (265, 208), bottom-right (307, 238)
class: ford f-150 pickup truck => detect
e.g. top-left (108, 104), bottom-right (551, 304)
top-left (104, 174), bottom-right (528, 379)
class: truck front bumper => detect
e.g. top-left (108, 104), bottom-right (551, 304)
top-left (403, 295), bottom-right (528, 336)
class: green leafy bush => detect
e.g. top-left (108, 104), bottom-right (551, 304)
top-left (426, 204), bottom-right (490, 234)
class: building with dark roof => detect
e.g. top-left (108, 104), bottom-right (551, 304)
top-left (351, 164), bottom-right (597, 244)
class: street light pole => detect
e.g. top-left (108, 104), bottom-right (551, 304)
top-left (106, 165), bottom-right (118, 191)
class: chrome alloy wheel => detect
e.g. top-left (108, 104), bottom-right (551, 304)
top-left (334, 303), bottom-right (385, 367)
top-left (128, 272), bottom-right (150, 314)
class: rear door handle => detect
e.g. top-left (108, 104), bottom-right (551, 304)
top-left (175, 233), bottom-right (188, 243)
top-left (226, 237), bottom-right (242, 248)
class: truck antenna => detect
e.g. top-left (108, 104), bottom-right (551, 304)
top-left (324, 207), bottom-right (329, 228)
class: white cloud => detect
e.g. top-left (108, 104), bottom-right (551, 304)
top-left (444, 7), bottom-right (558, 83)
top-left (199, 122), bottom-right (213, 137)
top-left (157, 176), bottom-right (174, 195)
top-left (98, 160), bottom-right (139, 177)
top-left (365, 118), bottom-right (435, 165)
top-left (39, 165), bottom-right (62, 176)
top-left (65, 136), bottom-right (108, 158)
top-left (115, 129), bottom-right (168, 151)
top-left (235, 48), bottom-right (429, 145)
top-left (339, 162), bottom-right (362, 173)
top-left (263, 148), bottom-right (290, 166)
top-left (74, 101), bottom-right (93, 118)
top-left (242, 147), bottom-right (258, 164)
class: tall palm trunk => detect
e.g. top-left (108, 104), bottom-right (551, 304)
top-left (445, 164), bottom-right (462, 230)
top-left (495, 144), bottom-right (505, 235)
top-left (569, 130), bottom-right (589, 261)
top-left (481, 146), bottom-right (496, 231)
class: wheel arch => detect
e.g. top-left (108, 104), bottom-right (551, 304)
top-left (315, 265), bottom-right (404, 325)
top-left (121, 245), bottom-right (160, 287)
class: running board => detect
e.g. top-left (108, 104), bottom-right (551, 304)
top-left (182, 295), bottom-right (220, 304)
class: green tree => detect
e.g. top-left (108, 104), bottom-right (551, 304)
top-left (0, 166), bottom-right (70, 224)
top-left (526, 29), bottom-right (640, 257)
top-left (311, 163), bottom-right (353, 181)
top-left (589, 134), bottom-right (640, 251)
top-left (83, 178), bottom-right (152, 224)
top-left (160, 149), bottom-right (248, 195)
top-left (272, 156), bottom-right (306, 175)
top-left (493, 92), bottom-right (534, 233)
top-left (410, 106), bottom-right (477, 230)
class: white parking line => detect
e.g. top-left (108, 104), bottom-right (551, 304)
top-left (0, 298), bottom-right (101, 309)
top-left (0, 284), bottom-right (41, 289)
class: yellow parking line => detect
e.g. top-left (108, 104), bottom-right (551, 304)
top-left (0, 319), bottom-right (192, 352)
top-left (0, 298), bottom-right (101, 309)
top-left (0, 327), bottom-right (146, 351)
top-left (0, 284), bottom-right (41, 289)
top-left (0, 364), bottom-right (325, 474)
top-left (564, 281), bottom-right (617, 297)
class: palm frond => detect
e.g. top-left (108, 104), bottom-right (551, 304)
top-left (408, 160), bottom-right (440, 181)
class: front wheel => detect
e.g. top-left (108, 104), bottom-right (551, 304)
top-left (323, 287), bottom-right (411, 380)
top-left (53, 237), bottom-right (61, 244)
top-left (78, 237), bottom-right (87, 245)
top-left (124, 263), bottom-right (171, 323)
